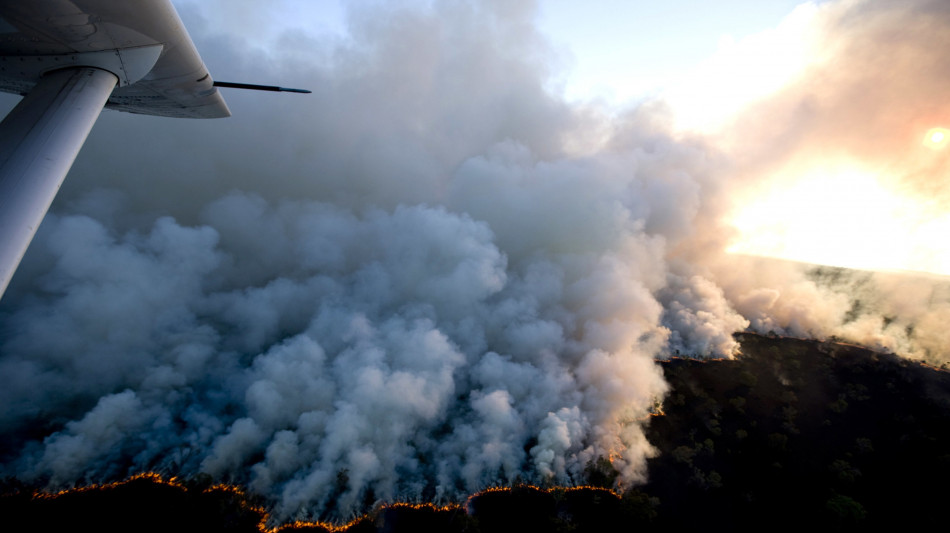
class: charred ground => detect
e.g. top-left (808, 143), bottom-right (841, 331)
top-left (2, 332), bottom-right (948, 532)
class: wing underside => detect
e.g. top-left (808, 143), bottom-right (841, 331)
top-left (0, 0), bottom-right (230, 118)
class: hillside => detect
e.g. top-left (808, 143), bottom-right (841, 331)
top-left (643, 332), bottom-right (950, 530)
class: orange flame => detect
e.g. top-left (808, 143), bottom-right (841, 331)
top-left (23, 471), bottom-right (637, 531)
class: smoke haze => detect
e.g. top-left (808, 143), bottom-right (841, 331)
top-left (1, 0), bottom-right (948, 521)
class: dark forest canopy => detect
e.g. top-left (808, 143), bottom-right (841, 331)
top-left (3, 333), bottom-right (948, 532)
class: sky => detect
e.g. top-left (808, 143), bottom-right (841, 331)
top-left (538, 0), bottom-right (810, 104)
top-left (544, 0), bottom-right (950, 276)
top-left (1, 0), bottom-right (949, 524)
top-left (153, 0), bottom-right (950, 277)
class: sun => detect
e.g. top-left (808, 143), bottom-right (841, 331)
top-left (924, 127), bottom-right (949, 149)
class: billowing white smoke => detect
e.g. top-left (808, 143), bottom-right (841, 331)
top-left (0, 181), bottom-right (731, 519)
top-left (0, 112), bottom-right (743, 519)
top-left (1, 0), bottom-right (948, 522)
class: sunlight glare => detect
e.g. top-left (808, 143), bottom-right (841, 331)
top-left (667, 3), bottom-right (821, 133)
top-left (727, 167), bottom-right (950, 276)
top-left (924, 127), bottom-right (949, 149)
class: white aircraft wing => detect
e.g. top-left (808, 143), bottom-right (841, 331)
top-left (0, 0), bottom-right (230, 299)
top-left (0, 0), bottom-right (230, 118)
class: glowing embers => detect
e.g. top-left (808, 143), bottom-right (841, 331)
top-left (14, 474), bottom-right (629, 532)
top-left (923, 127), bottom-right (949, 149)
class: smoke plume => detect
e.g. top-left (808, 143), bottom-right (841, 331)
top-left (0, 0), bottom-right (948, 522)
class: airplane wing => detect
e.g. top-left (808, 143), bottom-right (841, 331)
top-left (0, 0), bottom-right (230, 299)
top-left (0, 0), bottom-right (230, 118)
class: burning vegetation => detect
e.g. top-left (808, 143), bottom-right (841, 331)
top-left (2, 333), bottom-right (948, 531)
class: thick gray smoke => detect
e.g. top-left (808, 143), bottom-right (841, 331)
top-left (0, 0), bottom-right (947, 522)
top-left (0, 1), bottom-right (743, 521)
